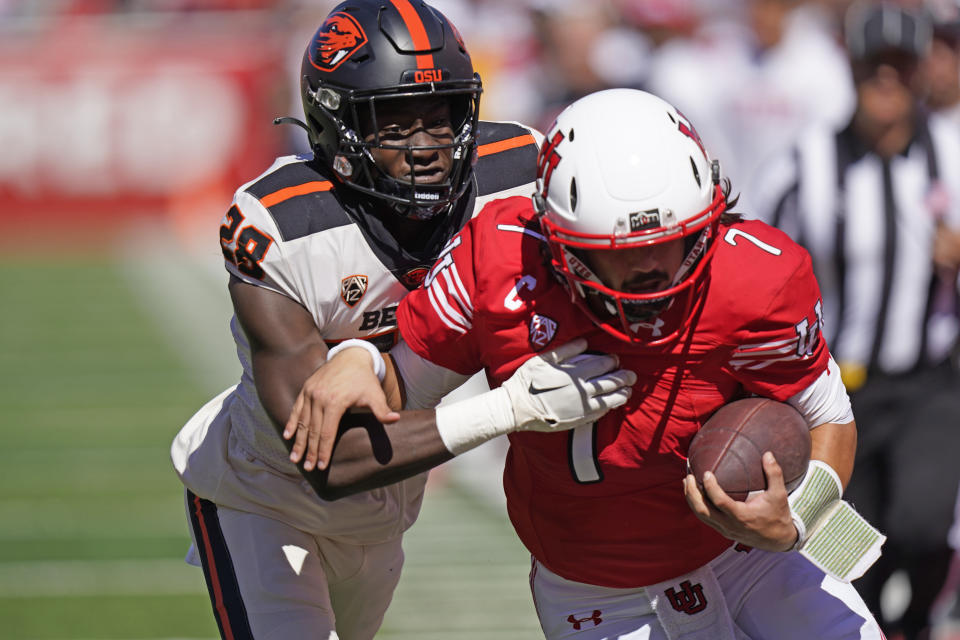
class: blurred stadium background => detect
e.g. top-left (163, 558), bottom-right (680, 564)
top-left (4, 0), bottom-right (959, 638)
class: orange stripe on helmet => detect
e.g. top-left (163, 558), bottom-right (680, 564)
top-left (389, 0), bottom-right (435, 69)
top-left (478, 134), bottom-right (537, 157)
top-left (259, 181), bottom-right (333, 208)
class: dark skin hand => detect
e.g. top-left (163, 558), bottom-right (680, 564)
top-left (283, 346), bottom-right (403, 470)
top-left (289, 331), bottom-right (515, 475)
top-left (230, 277), bottom-right (452, 500)
top-left (683, 419), bottom-right (856, 551)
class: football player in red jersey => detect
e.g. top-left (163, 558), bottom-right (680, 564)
top-left (287, 89), bottom-right (886, 638)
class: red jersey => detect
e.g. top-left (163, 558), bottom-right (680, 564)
top-left (397, 196), bottom-right (830, 588)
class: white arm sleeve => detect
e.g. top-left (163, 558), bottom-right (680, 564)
top-left (389, 340), bottom-right (471, 410)
top-left (787, 356), bottom-right (854, 428)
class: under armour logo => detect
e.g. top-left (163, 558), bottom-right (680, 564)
top-left (567, 610), bottom-right (603, 630)
top-left (664, 580), bottom-right (708, 615)
top-left (631, 316), bottom-right (665, 337)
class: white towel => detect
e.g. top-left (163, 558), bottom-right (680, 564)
top-left (649, 564), bottom-right (739, 640)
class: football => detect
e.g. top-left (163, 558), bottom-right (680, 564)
top-left (687, 397), bottom-right (811, 501)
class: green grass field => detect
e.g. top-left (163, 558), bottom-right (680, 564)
top-left (0, 251), bottom-right (540, 639)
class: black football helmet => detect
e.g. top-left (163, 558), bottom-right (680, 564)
top-left (291, 0), bottom-right (482, 220)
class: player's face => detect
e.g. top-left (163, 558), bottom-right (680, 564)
top-left (583, 237), bottom-right (687, 295)
top-left (363, 96), bottom-right (455, 185)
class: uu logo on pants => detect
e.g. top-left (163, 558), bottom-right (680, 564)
top-left (664, 580), bottom-right (708, 614)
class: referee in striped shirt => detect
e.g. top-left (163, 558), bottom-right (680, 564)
top-left (755, 5), bottom-right (960, 639)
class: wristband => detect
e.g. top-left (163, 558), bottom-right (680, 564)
top-left (787, 459), bottom-right (885, 582)
top-left (788, 459), bottom-right (842, 547)
top-left (434, 387), bottom-right (515, 455)
top-left (326, 339), bottom-right (386, 382)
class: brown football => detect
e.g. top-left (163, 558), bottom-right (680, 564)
top-left (687, 397), bottom-right (811, 501)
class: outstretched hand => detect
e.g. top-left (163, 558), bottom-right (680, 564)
top-left (503, 338), bottom-right (637, 432)
top-left (683, 451), bottom-right (799, 552)
top-left (284, 347), bottom-right (400, 471)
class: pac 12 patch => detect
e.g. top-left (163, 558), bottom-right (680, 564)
top-left (341, 274), bottom-right (368, 307)
top-left (529, 313), bottom-right (557, 350)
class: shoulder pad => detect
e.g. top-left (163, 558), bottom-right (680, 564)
top-left (473, 121), bottom-right (541, 198)
top-left (244, 160), bottom-right (351, 242)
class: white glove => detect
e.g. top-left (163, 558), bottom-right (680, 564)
top-left (502, 338), bottom-right (636, 432)
top-left (435, 338), bottom-right (636, 454)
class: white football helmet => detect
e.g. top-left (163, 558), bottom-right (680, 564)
top-left (535, 88), bottom-right (727, 344)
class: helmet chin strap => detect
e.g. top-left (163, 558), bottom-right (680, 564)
top-left (561, 248), bottom-right (607, 299)
top-left (671, 225), bottom-right (712, 287)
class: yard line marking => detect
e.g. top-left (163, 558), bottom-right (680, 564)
top-left (0, 559), bottom-right (207, 597)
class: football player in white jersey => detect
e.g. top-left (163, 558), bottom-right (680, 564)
top-left (168, 2), bottom-right (641, 639)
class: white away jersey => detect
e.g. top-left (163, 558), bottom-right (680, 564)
top-left (174, 121), bottom-right (541, 541)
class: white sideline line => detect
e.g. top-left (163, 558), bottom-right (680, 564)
top-left (0, 559), bottom-right (206, 597)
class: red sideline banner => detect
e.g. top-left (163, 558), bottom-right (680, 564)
top-left (0, 15), bottom-right (289, 231)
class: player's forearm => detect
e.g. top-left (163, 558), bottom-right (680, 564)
top-left (301, 383), bottom-right (538, 500)
top-left (809, 420), bottom-right (857, 489)
top-left (302, 409), bottom-right (453, 500)
top-left (230, 276), bottom-right (329, 439)
top-left (252, 349), bottom-right (325, 438)
top-left (295, 338), bottom-right (635, 500)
